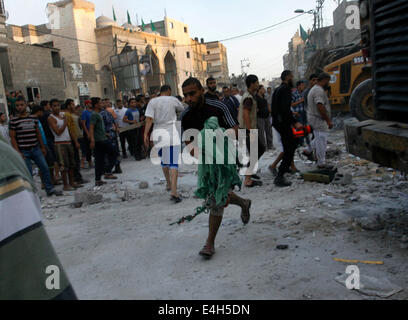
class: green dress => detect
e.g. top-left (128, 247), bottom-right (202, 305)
top-left (195, 116), bottom-right (241, 207)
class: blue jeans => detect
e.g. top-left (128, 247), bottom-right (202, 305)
top-left (22, 146), bottom-right (55, 194)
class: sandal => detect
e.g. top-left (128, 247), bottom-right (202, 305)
top-left (104, 174), bottom-right (118, 180)
top-left (199, 244), bottom-right (215, 258)
top-left (171, 195), bottom-right (182, 203)
top-left (245, 180), bottom-right (263, 188)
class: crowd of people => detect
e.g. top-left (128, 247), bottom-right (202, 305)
top-left (0, 72), bottom-right (332, 259)
top-left (0, 91), bottom-right (165, 196)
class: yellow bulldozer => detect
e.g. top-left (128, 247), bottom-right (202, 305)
top-left (324, 50), bottom-right (373, 120)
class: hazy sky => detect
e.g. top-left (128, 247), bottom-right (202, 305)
top-left (5, 0), bottom-right (341, 79)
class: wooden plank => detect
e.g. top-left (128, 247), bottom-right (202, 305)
top-left (302, 172), bottom-right (331, 184)
top-left (119, 121), bottom-right (146, 133)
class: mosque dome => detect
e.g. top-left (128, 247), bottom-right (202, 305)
top-left (96, 16), bottom-right (118, 28)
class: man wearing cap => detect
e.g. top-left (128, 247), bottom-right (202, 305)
top-left (306, 72), bottom-right (333, 169)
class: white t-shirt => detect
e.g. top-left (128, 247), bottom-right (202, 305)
top-left (114, 107), bottom-right (128, 128)
top-left (234, 94), bottom-right (243, 103)
top-left (145, 96), bottom-right (185, 147)
top-left (307, 85), bottom-right (331, 132)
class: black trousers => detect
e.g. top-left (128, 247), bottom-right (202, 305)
top-left (244, 129), bottom-right (266, 174)
top-left (79, 136), bottom-right (92, 163)
top-left (72, 141), bottom-right (82, 182)
top-left (273, 124), bottom-right (296, 177)
top-left (119, 131), bottom-right (128, 157)
top-left (126, 128), bottom-right (142, 159)
top-left (94, 140), bottom-right (116, 181)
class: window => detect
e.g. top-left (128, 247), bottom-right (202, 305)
top-left (104, 88), bottom-right (108, 95)
top-left (169, 22), bottom-right (174, 29)
top-left (184, 27), bottom-right (188, 33)
top-left (207, 51), bottom-right (210, 55)
top-left (26, 87), bottom-right (40, 102)
top-left (186, 51), bottom-right (190, 59)
top-left (51, 51), bottom-right (61, 68)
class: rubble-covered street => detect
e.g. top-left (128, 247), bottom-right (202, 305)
top-left (39, 119), bottom-right (408, 300)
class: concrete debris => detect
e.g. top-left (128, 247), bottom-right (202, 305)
top-left (74, 192), bottom-right (103, 206)
top-left (118, 188), bottom-right (131, 201)
top-left (326, 148), bottom-right (342, 159)
top-left (317, 196), bottom-right (345, 207)
top-left (333, 173), bottom-right (353, 185)
top-left (356, 216), bottom-right (385, 231)
top-left (335, 273), bottom-right (403, 298)
top-left (139, 181), bottom-right (149, 189)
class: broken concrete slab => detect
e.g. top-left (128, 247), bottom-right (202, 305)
top-left (356, 216), bottom-right (385, 231)
top-left (139, 181), bottom-right (149, 189)
top-left (333, 173), bottom-right (353, 186)
top-left (317, 196), bottom-right (345, 207)
top-left (335, 273), bottom-right (403, 298)
top-left (74, 192), bottom-right (103, 206)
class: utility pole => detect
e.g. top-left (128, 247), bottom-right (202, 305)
top-left (240, 58), bottom-right (250, 75)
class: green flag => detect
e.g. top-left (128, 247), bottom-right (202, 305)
top-left (112, 6), bottom-right (117, 22)
top-left (300, 24), bottom-right (308, 41)
top-left (150, 20), bottom-right (157, 32)
top-left (127, 10), bottom-right (132, 25)
top-left (141, 18), bottom-right (145, 31)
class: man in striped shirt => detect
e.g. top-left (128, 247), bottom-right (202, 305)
top-left (9, 97), bottom-right (62, 197)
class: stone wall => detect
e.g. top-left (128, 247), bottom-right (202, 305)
top-left (0, 39), bottom-right (65, 100)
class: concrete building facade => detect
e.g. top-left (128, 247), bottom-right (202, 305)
top-left (4, 0), bottom-right (225, 102)
top-left (283, 0), bottom-right (360, 82)
top-left (205, 41), bottom-right (229, 88)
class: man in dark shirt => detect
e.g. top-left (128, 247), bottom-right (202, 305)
top-left (270, 70), bottom-right (303, 187)
top-left (222, 86), bottom-right (239, 122)
top-left (182, 77), bottom-right (252, 259)
top-left (204, 76), bottom-right (219, 101)
top-left (256, 85), bottom-right (271, 151)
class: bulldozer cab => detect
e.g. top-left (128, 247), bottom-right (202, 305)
top-left (324, 50), bottom-right (371, 113)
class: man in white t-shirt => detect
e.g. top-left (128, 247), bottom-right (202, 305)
top-left (144, 85), bottom-right (185, 203)
top-left (114, 99), bottom-right (128, 158)
top-left (306, 72), bottom-right (333, 168)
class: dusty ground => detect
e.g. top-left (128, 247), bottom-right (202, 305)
top-left (38, 122), bottom-right (408, 300)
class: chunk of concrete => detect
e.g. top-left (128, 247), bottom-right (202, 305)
top-left (139, 181), bottom-right (149, 189)
top-left (74, 192), bottom-right (103, 205)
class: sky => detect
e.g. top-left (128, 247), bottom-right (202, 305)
top-left (4, 0), bottom-right (341, 80)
